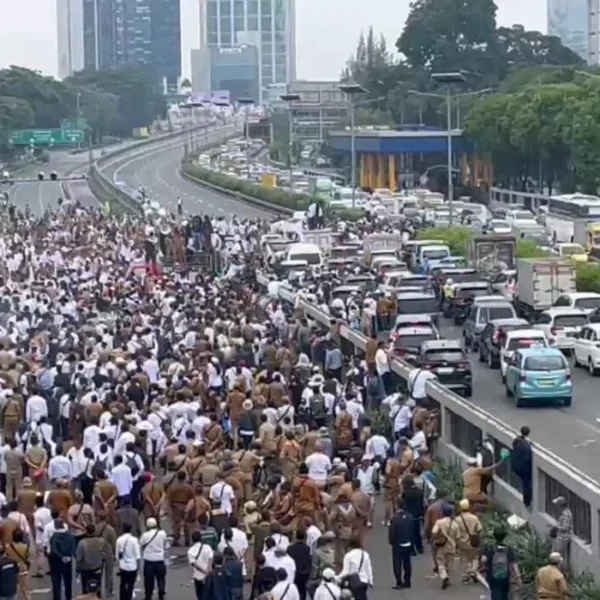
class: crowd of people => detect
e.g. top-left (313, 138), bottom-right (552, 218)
top-left (0, 201), bottom-right (572, 600)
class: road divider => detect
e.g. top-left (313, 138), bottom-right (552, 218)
top-left (256, 273), bottom-right (600, 576)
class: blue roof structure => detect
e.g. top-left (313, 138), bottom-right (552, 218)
top-left (329, 127), bottom-right (474, 154)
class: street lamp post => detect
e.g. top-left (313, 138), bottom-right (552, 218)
top-left (280, 93), bottom-right (301, 193)
top-left (237, 98), bottom-right (255, 181)
top-left (339, 83), bottom-right (367, 208)
top-left (407, 75), bottom-right (491, 225)
top-left (76, 92), bottom-right (82, 150)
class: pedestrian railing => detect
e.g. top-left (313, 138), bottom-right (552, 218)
top-left (257, 273), bottom-right (600, 575)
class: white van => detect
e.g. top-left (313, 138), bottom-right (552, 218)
top-left (286, 242), bottom-right (323, 268)
top-left (417, 244), bottom-right (451, 269)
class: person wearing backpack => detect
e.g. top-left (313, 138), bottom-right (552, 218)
top-left (481, 527), bottom-right (521, 600)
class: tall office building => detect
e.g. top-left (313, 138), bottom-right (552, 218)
top-left (58, 0), bottom-right (181, 88)
top-left (57, 0), bottom-right (85, 78)
top-left (548, 0), bottom-right (589, 62)
top-left (199, 0), bottom-right (296, 102)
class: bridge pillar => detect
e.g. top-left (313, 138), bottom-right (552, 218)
top-left (360, 154), bottom-right (367, 188)
top-left (388, 154), bottom-right (396, 191)
top-left (376, 154), bottom-right (385, 188)
top-left (366, 153), bottom-right (375, 188)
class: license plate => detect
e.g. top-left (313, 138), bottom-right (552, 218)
top-left (437, 367), bottom-right (454, 374)
top-left (538, 379), bottom-right (555, 386)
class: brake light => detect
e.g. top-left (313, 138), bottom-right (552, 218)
top-left (551, 326), bottom-right (563, 336)
top-left (492, 329), bottom-right (500, 343)
top-left (421, 362), bottom-right (435, 368)
top-left (519, 373), bottom-right (526, 382)
top-left (566, 371), bottom-right (571, 380)
top-left (390, 331), bottom-right (398, 341)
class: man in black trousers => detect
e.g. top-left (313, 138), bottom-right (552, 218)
top-left (388, 497), bottom-right (413, 589)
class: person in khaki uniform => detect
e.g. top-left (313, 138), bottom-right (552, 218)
top-left (456, 499), bottom-right (482, 583)
top-left (16, 478), bottom-right (37, 533)
top-left (94, 516), bottom-right (117, 598)
top-left (233, 443), bottom-right (261, 501)
top-left (462, 456), bottom-right (504, 509)
top-left (5, 440), bottom-right (23, 502)
top-left (24, 436), bottom-right (47, 492)
top-left (1, 393), bottom-right (22, 441)
top-left (92, 470), bottom-right (118, 526)
top-left (535, 552), bottom-right (569, 599)
top-left (258, 415), bottom-right (276, 453)
top-left (142, 475), bottom-right (165, 521)
top-left (47, 479), bottom-right (73, 519)
top-left (204, 415), bottom-right (225, 452)
top-left (431, 504), bottom-right (460, 589)
top-left (167, 470), bottom-right (194, 546)
top-left (198, 455), bottom-right (220, 493)
top-left (184, 484), bottom-right (211, 533)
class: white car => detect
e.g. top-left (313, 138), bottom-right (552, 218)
top-left (552, 292), bottom-right (600, 315)
top-left (574, 324), bottom-right (600, 375)
top-left (500, 329), bottom-right (549, 379)
top-left (488, 219), bottom-right (512, 234)
top-left (533, 308), bottom-right (589, 355)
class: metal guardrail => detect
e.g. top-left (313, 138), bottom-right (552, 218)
top-left (257, 273), bottom-right (600, 576)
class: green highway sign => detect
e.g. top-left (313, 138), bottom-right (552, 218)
top-left (9, 128), bottom-right (85, 146)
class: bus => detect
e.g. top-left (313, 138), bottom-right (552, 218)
top-left (544, 194), bottom-right (600, 242)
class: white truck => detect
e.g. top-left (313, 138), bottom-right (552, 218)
top-left (513, 257), bottom-right (576, 320)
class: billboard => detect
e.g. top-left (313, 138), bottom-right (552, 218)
top-left (189, 91), bottom-right (231, 105)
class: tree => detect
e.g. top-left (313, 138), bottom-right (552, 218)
top-left (397, 0), bottom-right (499, 75)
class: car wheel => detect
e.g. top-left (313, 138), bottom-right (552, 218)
top-left (573, 352), bottom-right (581, 367)
top-left (464, 387), bottom-right (472, 398)
top-left (479, 348), bottom-right (485, 363)
top-left (505, 384), bottom-right (512, 397)
top-left (564, 396), bottom-right (572, 407)
top-left (488, 353), bottom-right (498, 370)
top-left (515, 395), bottom-right (525, 408)
top-left (589, 358), bottom-right (598, 376)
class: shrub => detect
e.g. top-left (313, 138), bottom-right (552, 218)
top-left (575, 263), bottom-right (600, 293)
top-left (182, 161), bottom-right (365, 221)
top-left (416, 226), bottom-right (471, 255)
top-left (515, 239), bottom-right (549, 259)
top-left (432, 458), bottom-right (600, 599)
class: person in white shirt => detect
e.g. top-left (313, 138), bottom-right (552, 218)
top-left (365, 433), bottom-right (390, 462)
top-left (314, 569), bottom-right (341, 600)
top-left (66, 441), bottom-right (87, 480)
top-left (409, 421), bottom-right (428, 459)
top-left (338, 540), bottom-right (374, 590)
top-left (209, 477), bottom-right (236, 516)
top-left (218, 519), bottom-right (249, 575)
top-left (375, 342), bottom-right (392, 394)
top-left (26, 394), bottom-right (48, 424)
top-left (407, 368), bottom-right (437, 401)
top-left (116, 522), bottom-right (141, 600)
top-left (110, 455), bottom-right (133, 501)
top-left (139, 518), bottom-right (168, 598)
top-left (305, 446), bottom-right (331, 485)
top-left (271, 567), bottom-right (300, 600)
top-left (393, 401), bottom-right (412, 436)
top-left (83, 420), bottom-right (102, 451)
top-left (355, 455), bottom-right (377, 526)
top-left (191, 410), bottom-right (210, 441)
top-left (305, 522), bottom-right (322, 555)
top-left (48, 447), bottom-right (73, 483)
top-left (32, 495), bottom-right (51, 577)
top-left (188, 529), bottom-right (214, 596)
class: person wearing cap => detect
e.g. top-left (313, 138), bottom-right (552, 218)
top-left (431, 503), bottom-right (459, 590)
top-left (74, 576), bottom-right (101, 600)
top-left (455, 498), bottom-right (482, 584)
top-left (462, 454), bottom-right (505, 510)
top-left (271, 566), bottom-right (300, 600)
top-left (139, 517), bottom-right (168, 600)
top-left (535, 552), bottom-right (568, 600)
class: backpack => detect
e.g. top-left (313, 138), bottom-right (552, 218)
top-left (491, 546), bottom-right (510, 581)
top-left (312, 394), bottom-right (326, 417)
top-left (125, 452), bottom-right (140, 477)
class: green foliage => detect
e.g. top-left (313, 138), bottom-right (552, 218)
top-left (182, 161), bottom-right (365, 222)
top-left (416, 226), bottom-right (471, 255)
top-left (515, 239), bottom-right (549, 259)
top-left (432, 459), bottom-right (600, 598)
top-left (575, 263), bottom-right (600, 293)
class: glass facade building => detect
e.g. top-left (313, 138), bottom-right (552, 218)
top-left (202, 0), bottom-right (296, 102)
top-left (71, 0), bottom-right (180, 87)
top-left (210, 46), bottom-right (260, 102)
top-left (548, 0), bottom-right (589, 62)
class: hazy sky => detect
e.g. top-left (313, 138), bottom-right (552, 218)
top-left (0, 0), bottom-right (547, 80)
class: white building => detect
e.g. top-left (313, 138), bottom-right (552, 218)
top-left (56, 0), bottom-right (85, 78)
top-left (198, 0), bottom-right (296, 103)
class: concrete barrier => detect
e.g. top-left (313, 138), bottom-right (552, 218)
top-left (257, 273), bottom-right (600, 576)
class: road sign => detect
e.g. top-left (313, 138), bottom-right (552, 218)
top-left (9, 128), bottom-right (84, 146)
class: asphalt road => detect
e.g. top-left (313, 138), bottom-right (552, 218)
top-left (440, 318), bottom-right (600, 483)
top-left (28, 500), bottom-right (485, 600)
top-left (100, 138), bottom-right (278, 220)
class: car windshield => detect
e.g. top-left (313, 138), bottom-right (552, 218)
top-left (289, 253), bottom-right (320, 265)
top-left (397, 298), bottom-right (438, 314)
top-left (395, 334), bottom-right (436, 349)
top-left (423, 249), bottom-right (449, 260)
top-left (554, 315), bottom-right (588, 327)
top-left (524, 355), bottom-right (566, 371)
top-left (507, 337), bottom-right (546, 351)
top-left (457, 288), bottom-right (489, 298)
top-left (423, 350), bottom-right (466, 363)
top-left (515, 211), bottom-right (534, 220)
top-left (330, 247), bottom-right (358, 259)
top-left (575, 297), bottom-right (600, 310)
top-left (488, 306), bottom-right (515, 320)
top-left (491, 220), bottom-right (509, 228)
